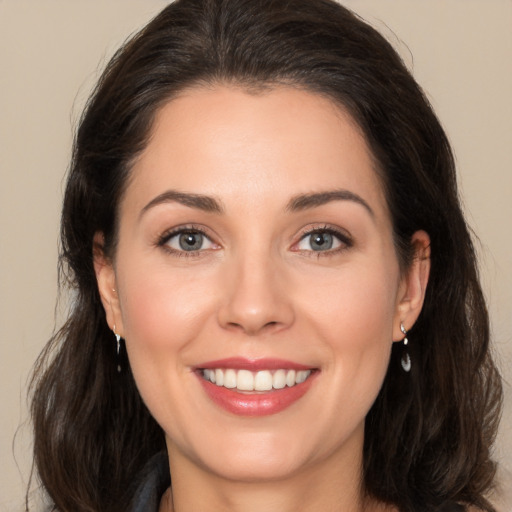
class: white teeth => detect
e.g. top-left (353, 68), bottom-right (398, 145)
top-left (224, 369), bottom-right (237, 389)
top-left (296, 370), bottom-right (309, 384)
top-left (272, 369), bottom-right (286, 389)
top-left (286, 369), bottom-right (296, 387)
top-left (204, 369), bottom-right (215, 383)
top-left (202, 368), bottom-right (312, 391)
top-left (254, 370), bottom-right (273, 391)
top-left (237, 370), bottom-right (254, 391)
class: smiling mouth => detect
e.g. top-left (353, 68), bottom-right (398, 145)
top-left (196, 360), bottom-right (319, 416)
top-left (200, 368), bottom-right (313, 392)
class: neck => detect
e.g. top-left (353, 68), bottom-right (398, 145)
top-left (162, 429), bottom-right (389, 512)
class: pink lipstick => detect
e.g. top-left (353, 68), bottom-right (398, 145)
top-left (196, 358), bottom-right (318, 416)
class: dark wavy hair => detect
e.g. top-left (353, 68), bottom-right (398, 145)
top-left (29, 0), bottom-right (503, 511)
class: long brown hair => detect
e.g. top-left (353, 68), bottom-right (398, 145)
top-left (29, 1), bottom-right (502, 511)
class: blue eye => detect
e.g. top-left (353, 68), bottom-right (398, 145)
top-left (164, 230), bottom-right (215, 252)
top-left (297, 229), bottom-right (347, 252)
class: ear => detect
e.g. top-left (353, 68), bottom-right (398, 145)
top-left (93, 232), bottom-right (124, 337)
top-left (393, 230), bottom-right (431, 341)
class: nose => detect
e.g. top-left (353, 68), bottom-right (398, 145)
top-left (217, 251), bottom-right (295, 336)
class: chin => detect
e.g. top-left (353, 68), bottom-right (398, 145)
top-left (205, 451), bottom-right (309, 483)
top-left (169, 427), bottom-right (318, 483)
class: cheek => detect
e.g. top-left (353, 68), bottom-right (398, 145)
top-left (117, 262), bottom-right (217, 360)
top-left (115, 263), bottom-right (220, 429)
top-left (301, 261), bottom-right (399, 340)
top-left (297, 259), bottom-right (399, 391)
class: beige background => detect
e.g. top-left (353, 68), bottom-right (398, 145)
top-left (0, 1), bottom-right (510, 510)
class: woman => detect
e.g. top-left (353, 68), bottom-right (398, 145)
top-left (29, 0), bottom-right (503, 511)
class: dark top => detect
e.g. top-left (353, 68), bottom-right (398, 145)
top-left (128, 452), bottom-right (467, 512)
top-left (129, 452), bottom-right (170, 512)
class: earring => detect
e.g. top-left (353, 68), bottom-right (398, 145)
top-left (400, 323), bottom-right (411, 372)
top-left (113, 324), bottom-right (121, 373)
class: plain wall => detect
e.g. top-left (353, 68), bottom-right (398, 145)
top-left (1, 1), bottom-right (510, 509)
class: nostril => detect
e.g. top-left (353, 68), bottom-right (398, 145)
top-left (217, 285), bottom-right (295, 335)
top-left (225, 319), bottom-right (282, 336)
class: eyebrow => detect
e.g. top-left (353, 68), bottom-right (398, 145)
top-left (140, 190), bottom-right (224, 218)
top-left (140, 188), bottom-right (373, 219)
top-left (286, 190), bottom-right (374, 217)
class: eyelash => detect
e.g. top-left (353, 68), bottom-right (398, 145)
top-left (294, 225), bottom-right (353, 257)
top-left (156, 224), bottom-right (215, 258)
top-left (156, 224), bottom-right (353, 258)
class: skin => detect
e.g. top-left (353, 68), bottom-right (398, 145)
top-left (95, 85), bottom-right (430, 512)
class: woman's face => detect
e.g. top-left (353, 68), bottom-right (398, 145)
top-left (97, 85), bottom-right (427, 482)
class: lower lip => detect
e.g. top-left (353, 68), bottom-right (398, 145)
top-left (197, 372), bottom-right (317, 416)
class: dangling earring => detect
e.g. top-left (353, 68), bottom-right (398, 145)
top-left (113, 324), bottom-right (122, 373)
top-left (400, 323), bottom-right (411, 372)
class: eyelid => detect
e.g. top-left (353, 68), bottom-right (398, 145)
top-left (155, 223), bottom-right (352, 257)
top-left (291, 224), bottom-right (353, 254)
top-left (156, 224), bottom-right (220, 256)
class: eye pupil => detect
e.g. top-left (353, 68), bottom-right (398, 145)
top-left (310, 232), bottom-right (333, 251)
top-left (179, 232), bottom-right (203, 251)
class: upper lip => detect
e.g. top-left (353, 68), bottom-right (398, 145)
top-left (196, 357), bottom-right (315, 371)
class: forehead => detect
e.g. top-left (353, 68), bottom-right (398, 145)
top-left (124, 85), bottom-right (388, 218)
